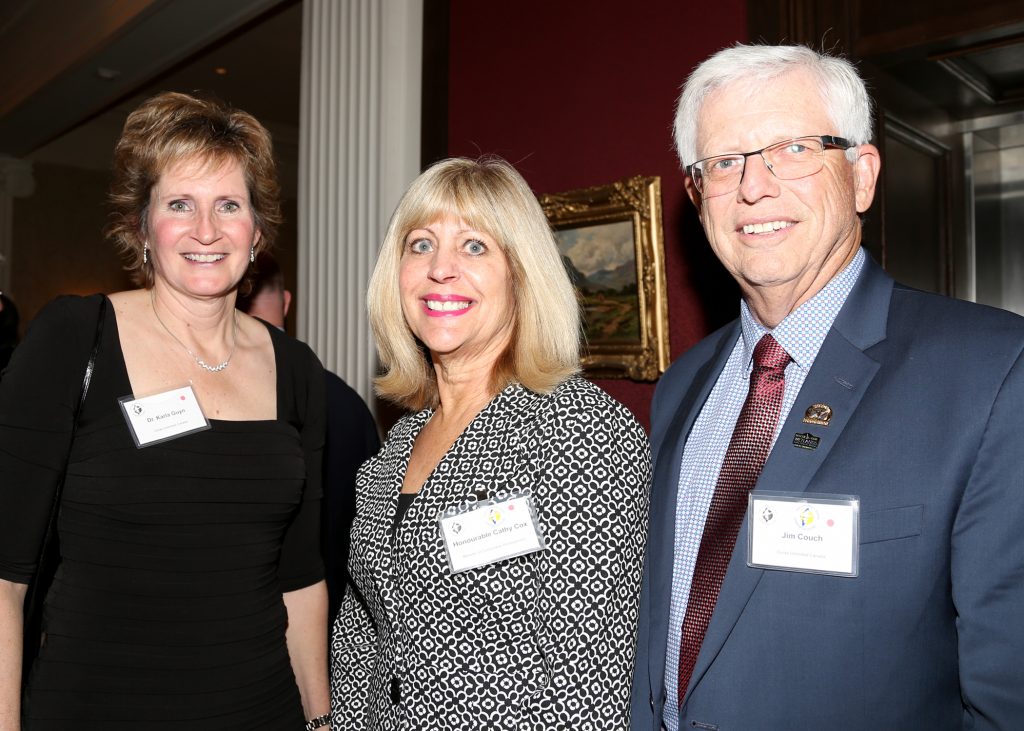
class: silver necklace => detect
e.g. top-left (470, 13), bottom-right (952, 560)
top-left (151, 291), bottom-right (237, 373)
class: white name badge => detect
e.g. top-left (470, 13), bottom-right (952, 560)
top-left (747, 491), bottom-right (859, 577)
top-left (119, 385), bottom-right (211, 448)
top-left (438, 493), bottom-right (547, 574)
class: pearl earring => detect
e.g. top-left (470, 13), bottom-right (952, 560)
top-left (250, 245), bottom-right (255, 263)
top-left (143, 244), bottom-right (149, 265)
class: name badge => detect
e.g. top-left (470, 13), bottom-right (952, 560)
top-left (747, 491), bottom-right (859, 577)
top-left (119, 385), bottom-right (211, 448)
top-left (438, 492), bottom-right (546, 574)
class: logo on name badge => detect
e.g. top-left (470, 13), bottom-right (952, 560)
top-left (488, 508), bottom-right (503, 525)
top-left (802, 403), bottom-right (833, 426)
top-left (795, 505), bottom-right (818, 530)
top-left (761, 507), bottom-right (774, 523)
top-left (450, 522), bottom-right (462, 534)
top-left (133, 404), bottom-right (144, 415)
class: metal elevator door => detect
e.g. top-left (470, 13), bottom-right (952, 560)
top-left (968, 118), bottom-right (1024, 316)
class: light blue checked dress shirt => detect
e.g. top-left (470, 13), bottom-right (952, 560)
top-left (662, 247), bottom-right (866, 729)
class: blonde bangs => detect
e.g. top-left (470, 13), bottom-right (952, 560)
top-left (369, 157), bottom-right (581, 412)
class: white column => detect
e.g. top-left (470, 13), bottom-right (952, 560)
top-left (0, 157), bottom-right (35, 295)
top-left (297, 0), bottom-right (423, 407)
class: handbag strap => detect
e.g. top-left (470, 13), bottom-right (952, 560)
top-left (76, 296), bottom-right (107, 415)
top-left (24, 296), bottom-right (108, 614)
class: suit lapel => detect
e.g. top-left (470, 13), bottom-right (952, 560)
top-left (757, 335), bottom-right (880, 494)
top-left (759, 256), bottom-right (892, 497)
top-left (370, 411), bottom-right (427, 619)
top-left (684, 256), bottom-right (894, 699)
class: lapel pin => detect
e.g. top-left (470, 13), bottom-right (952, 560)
top-left (802, 403), bottom-right (833, 426)
top-left (793, 432), bottom-right (821, 450)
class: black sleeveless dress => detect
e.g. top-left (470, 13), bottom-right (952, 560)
top-left (0, 295), bottom-right (326, 729)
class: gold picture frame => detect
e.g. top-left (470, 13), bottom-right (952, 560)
top-left (539, 175), bottom-right (669, 381)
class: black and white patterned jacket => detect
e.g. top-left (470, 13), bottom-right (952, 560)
top-left (329, 377), bottom-right (651, 730)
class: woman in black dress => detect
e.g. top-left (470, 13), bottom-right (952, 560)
top-left (0, 92), bottom-right (331, 730)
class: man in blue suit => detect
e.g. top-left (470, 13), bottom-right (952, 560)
top-left (631, 44), bottom-right (1024, 731)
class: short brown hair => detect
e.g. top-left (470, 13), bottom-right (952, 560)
top-left (107, 91), bottom-right (282, 287)
top-left (368, 156), bottom-right (581, 410)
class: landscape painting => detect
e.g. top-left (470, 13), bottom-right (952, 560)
top-left (553, 220), bottom-right (640, 344)
top-left (538, 175), bottom-right (669, 381)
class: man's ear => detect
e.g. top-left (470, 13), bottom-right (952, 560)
top-left (282, 289), bottom-right (292, 319)
top-left (684, 173), bottom-right (702, 213)
top-left (852, 144), bottom-right (881, 214)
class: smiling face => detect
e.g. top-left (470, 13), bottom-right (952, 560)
top-left (398, 215), bottom-right (515, 371)
top-left (146, 155), bottom-right (259, 299)
top-left (687, 69), bottom-right (879, 324)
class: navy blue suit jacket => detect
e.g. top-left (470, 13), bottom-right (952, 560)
top-left (631, 255), bottom-right (1024, 730)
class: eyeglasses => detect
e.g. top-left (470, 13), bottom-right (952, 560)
top-left (687, 135), bottom-right (855, 197)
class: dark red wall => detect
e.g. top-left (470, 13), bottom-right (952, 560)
top-left (447, 1), bottom-right (747, 429)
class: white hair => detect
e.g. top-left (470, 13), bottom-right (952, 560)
top-left (673, 44), bottom-right (873, 167)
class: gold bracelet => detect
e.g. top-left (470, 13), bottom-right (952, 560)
top-left (305, 712), bottom-right (330, 730)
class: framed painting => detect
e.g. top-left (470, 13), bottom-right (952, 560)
top-left (539, 175), bottom-right (669, 380)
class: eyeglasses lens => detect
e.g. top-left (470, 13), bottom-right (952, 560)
top-left (696, 137), bottom-right (828, 196)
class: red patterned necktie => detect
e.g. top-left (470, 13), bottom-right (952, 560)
top-left (677, 333), bottom-right (791, 704)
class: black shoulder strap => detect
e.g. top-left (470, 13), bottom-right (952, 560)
top-left (55, 295), bottom-right (107, 505)
top-left (22, 295), bottom-right (108, 682)
top-left (76, 296), bottom-right (106, 414)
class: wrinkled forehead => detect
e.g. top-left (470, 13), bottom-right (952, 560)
top-left (695, 70), bottom-right (831, 156)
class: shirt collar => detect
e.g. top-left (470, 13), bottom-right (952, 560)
top-left (739, 247), bottom-right (866, 370)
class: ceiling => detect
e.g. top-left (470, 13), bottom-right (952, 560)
top-left (0, 0), bottom-right (302, 173)
top-left (863, 15), bottom-right (1024, 123)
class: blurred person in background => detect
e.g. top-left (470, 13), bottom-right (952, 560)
top-left (239, 251), bottom-right (380, 624)
top-left (0, 292), bottom-right (18, 372)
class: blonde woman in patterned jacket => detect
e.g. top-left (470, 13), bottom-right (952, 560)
top-left (329, 157), bottom-right (651, 729)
